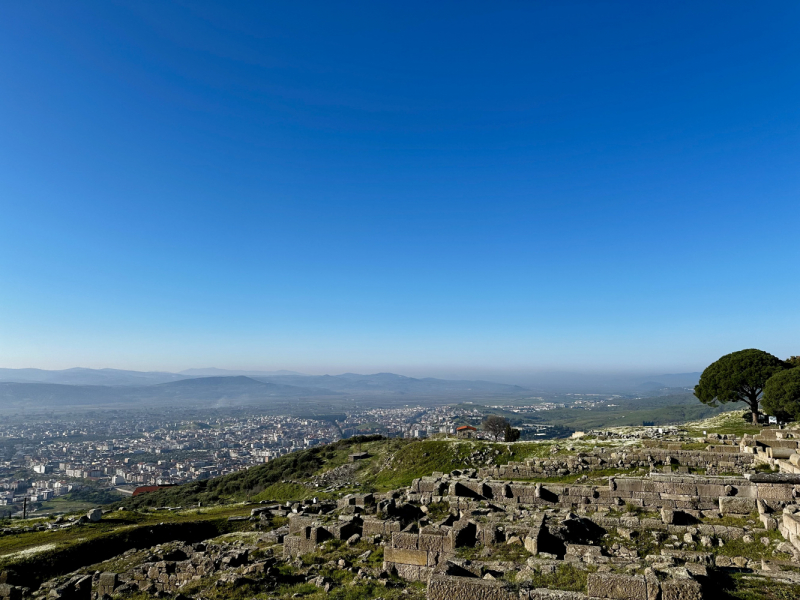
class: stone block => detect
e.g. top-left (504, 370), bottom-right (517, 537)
top-left (384, 547), bottom-right (428, 566)
top-left (695, 484), bottom-right (726, 497)
top-left (96, 572), bottom-right (117, 596)
top-left (419, 532), bottom-right (448, 553)
top-left (565, 544), bottom-right (602, 558)
top-left (393, 563), bottom-right (421, 581)
top-left (616, 480), bottom-right (645, 493)
top-left (361, 518), bottom-right (385, 537)
top-left (756, 484), bottom-right (794, 501)
top-left (527, 590), bottom-right (586, 600)
top-left (587, 573), bottom-right (647, 600)
top-left (385, 520), bottom-right (402, 533)
top-left (392, 531), bottom-right (419, 549)
top-left (86, 509), bottom-right (102, 523)
top-left (760, 515), bottom-right (778, 531)
top-left (428, 574), bottom-right (517, 600)
top-left (283, 535), bottom-right (317, 557)
top-left (661, 579), bottom-right (702, 600)
top-left (719, 497), bottom-right (756, 515)
top-left (288, 515), bottom-right (314, 534)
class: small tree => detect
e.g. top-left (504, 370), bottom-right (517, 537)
top-left (482, 415), bottom-right (508, 441)
top-left (694, 349), bottom-right (787, 425)
top-left (762, 368), bottom-right (800, 422)
top-left (785, 356), bottom-right (800, 368)
top-left (504, 424), bottom-right (521, 442)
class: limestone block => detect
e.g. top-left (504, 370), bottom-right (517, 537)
top-left (756, 484), bottom-right (794, 501)
top-left (393, 563), bottom-right (421, 581)
top-left (527, 589), bottom-right (586, 600)
top-left (616, 480), bottom-right (645, 493)
top-left (392, 532), bottom-right (419, 550)
top-left (97, 572), bottom-right (118, 596)
top-left (661, 579), bottom-right (702, 600)
top-left (361, 518), bottom-right (385, 537)
top-left (419, 532), bottom-right (447, 552)
top-left (384, 547), bottom-right (428, 566)
top-left (385, 520), bottom-right (402, 533)
top-left (719, 497), bottom-right (756, 515)
top-left (641, 518), bottom-right (665, 529)
top-left (731, 485), bottom-right (757, 499)
top-left (759, 515), bottom-right (778, 531)
top-left (283, 535), bottom-right (317, 557)
top-left (428, 574), bottom-right (517, 600)
top-left (565, 544), bottom-right (602, 558)
top-left (644, 569), bottom-right (660, 600)
top-left (587, 573), bottom-right (647, 600)
top-left (289, 515), bottom-right (314, 534)
top-left (695, 485), bottom-right (726, 497)
top-left (86, 509), bottom-right (102, 523)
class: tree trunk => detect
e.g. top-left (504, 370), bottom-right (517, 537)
top-left (749, 394), bottom-right (760, 426)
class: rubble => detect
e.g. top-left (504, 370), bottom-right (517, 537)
top-left (15, 427), bottom-right (800, 600)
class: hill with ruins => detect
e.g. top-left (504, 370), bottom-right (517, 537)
top-left (3, 412), bottom-right (800, 600)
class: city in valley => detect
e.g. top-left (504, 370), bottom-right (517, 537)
top-left (1, 401), bottom-right (569, 513)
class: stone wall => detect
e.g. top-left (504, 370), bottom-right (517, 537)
top-left (428, 574), bottom-right (517, 600)
top-left (477, 447), bottom-right (754, 481)
top-left (46, 575), bottom-right (92, 600)
top-left (412, 473), bottom-right (792, 514)
top-left (362, 517), bottom-right (403, 538)
top-left (427, 572), bottom-right (701, 600)
top-left (781, 507), bottom-right (800, 551)
top-left (383, 529), bottom-right (455, 580)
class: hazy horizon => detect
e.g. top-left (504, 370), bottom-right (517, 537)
top-left (0, 363), bottom-right (703, 388)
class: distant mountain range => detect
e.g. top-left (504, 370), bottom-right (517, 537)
top-left (252, 372), bottom-right (527, 396)
top-left (0, 367), bottom-right (187, 386)
top-left (0, 368), bottom-right (529, 409)
top-left (0, 376), bottom-right (337, 410)
top-left (179, 368), bottom-right (306, 378)
top-left (0, 367), bottom-right (702, 409)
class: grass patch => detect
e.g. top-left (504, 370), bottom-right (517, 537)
top-left (713, 529), bottom-right (785, 561)
top-left (426, 501), bottom-right (452, 521)
top-left (683, 412), bottom-right (763, 438)
top-left (510, 467), bottom-right (641, 485)
top-left (711, 571), bottom-right (800, 600)
top-left (252, 482), bottom-right (312, 502)
top-left (680, 443), bottom-right (710, 451)
top-left (522, 563), bottom-right (591, 592)
top-left (0, 504), bottom-right (255, 588)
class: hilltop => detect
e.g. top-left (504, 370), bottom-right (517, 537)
top-left (2, 412), bottom-right (800, 600)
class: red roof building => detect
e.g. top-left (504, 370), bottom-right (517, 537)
top-left (132, 484), bottom-right (175, 497)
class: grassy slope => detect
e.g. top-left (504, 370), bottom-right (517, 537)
top-left (528, 394), bottom-right (738, 430)
top-left (118, 434), bottom-right (635, 508)
top-left (0, 409), bottom-right (775, 590)
top-left (107, 404), bottom-right (758, 511)
top-left (0, 411), bottom-right (789, 600)
top-left (0, 505), bottom-right (254, 588)
top-left (122, 436), bottom-right (384, 508)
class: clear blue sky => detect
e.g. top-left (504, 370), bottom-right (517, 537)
top-left (0, 2), bottom-right (798, 379)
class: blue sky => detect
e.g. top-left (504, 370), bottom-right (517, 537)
top-left (0, 2), bottom-right (798, 379)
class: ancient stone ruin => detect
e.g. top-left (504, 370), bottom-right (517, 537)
top-left (12, 428), bottom-right (800, 600)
